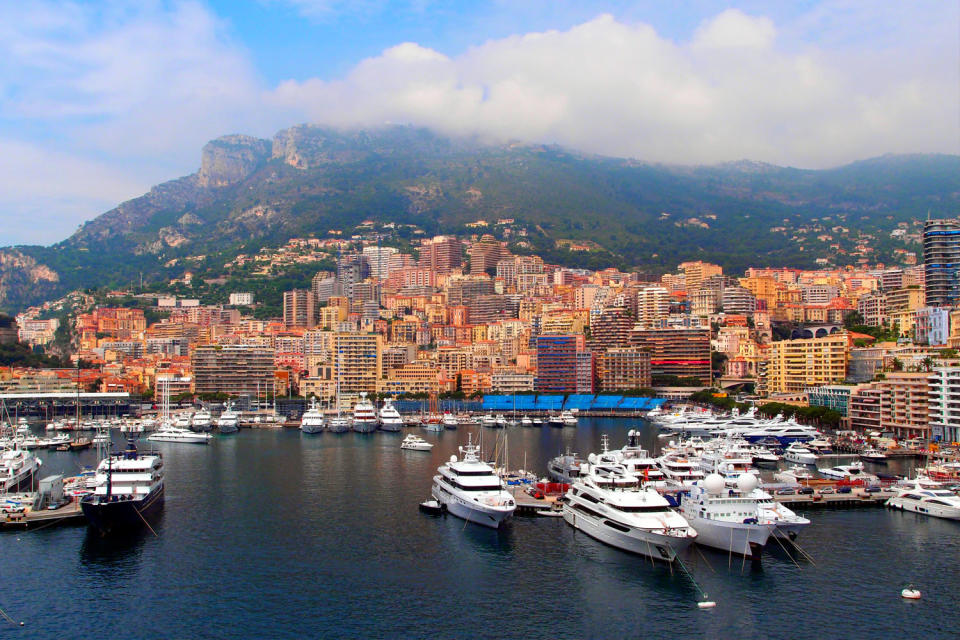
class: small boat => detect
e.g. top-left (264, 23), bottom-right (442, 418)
top-left (783, 442), bottom-right (818, 465)
top-left (419, 499), bottom-right (445, 515)
top-left (442, 413), bottom-right (458, 430)
top-left (532, 417), bottom-right (544, 427)
top-left (401, 434), bottom-right (434, 451)
top-left (520, 416), bottom-right (533, 427)
top-left (481, 415), bottom-right (498, 428)
top-left (547, 413), bottom-right (564, 427)
top-left (819, 461), bottom-right (876, 482)
top-left (860, 448), bottom-right (887, 463)
top-left (561, 410), bottom-right (578, 426)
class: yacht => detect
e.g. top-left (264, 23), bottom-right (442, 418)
top-left (494, 414), bottom-right (507, 428)
top-left (547, 413), bottom-right (564, 427)
top-left (532, 417), bottom-right (544, 427)
top-left (217, 403), bottom-right (240, 434)
top-left (378, 398), bottom-right (403, 432)
top-left (173, 413), bottom-right (193, 430)
top-left (401, 434), bottom-right (434, 451)
top-left (442, 413), bottom-right (459, 430)
top-left (819, 461), bottom-right (876, 482)
top-left (755, 489), bottom-right (811, 540)
top-left (561, 410), bottom-right (578, 427)
top-left (191, 408), bottom-right (213, 432)
top-left (751, 446), bottom-right (780, 468)
top-left (431, 434), bottom-right (516, 528)
top-left (481, 414), bottom-right (498, 428)
top-left (147, 423), bottom-right (213, 444)
top-left (547, 449), bottom-right (587, 484)
top-left (328, 415), bottom-right (351, 433)
top-left (616, 430), bottom-right (665, 484)
top-left (783, 442), bottom-right (818, 465)
top-left (739, 423), bottom-right (820, 445)
top-left (774, 465), bottom-right (815, 484)
top-left (697, 446), bottom-right (760, 486)
top-left (656, 453), bottom-right (706, 488)
top-left (563, 450), bottom-right (697, 562)
top-left (520, 416), bottom-right (533, 427)
top-left (1, 445), bottom-right (41, 492)
top-left (80, 438), bottom-right (164, 535)
top-left (352, 393), bottom-right (378, 433)
top-left (299, 398), bottom-right (325, 434)
top-left (886, 474), bottom-right (960, 520)
top-left (678, 474), bottom-right (776, 561)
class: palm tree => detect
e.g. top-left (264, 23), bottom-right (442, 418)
top-left (920, 356), bottom-right (935, 373)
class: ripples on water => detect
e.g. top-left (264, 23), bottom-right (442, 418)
top-left (4, 419), bottom-right (959, 639)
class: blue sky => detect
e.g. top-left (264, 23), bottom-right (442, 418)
top-left (0, 1), bottom-right (957, 246)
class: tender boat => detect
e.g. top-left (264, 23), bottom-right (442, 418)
top-left (431, 434), bottom-right (516, 528)
top-left (563, 447), bottom-right (697, 562)
top-left (147, 423), bottom-right (213, 444)
top-left (80, 438), bottom-right (164, 535)
top-left (678, 474), bottom-right (776, 562)
top-left (783, 442), bottom-right (818, 465)
top-left (401, 434), bottom-right (434, 451)
top-left (352, 393), bottom-right (378, 433)
top-left (859, 448), bottom-right (888, 464)
top-left (299, 398), bottom-right (325, 434)
top-left (379, 399), bottom-right (403, 432)
top-left (886, 474), bottom-right (960, 520)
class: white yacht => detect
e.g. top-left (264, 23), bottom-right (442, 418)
top-left (783, 442), bottom-right (818, 465)
top-left (191, 408), bottom-right (213, 432)
top-left (886, 474), bottom-right (960, 520)
top-left (819, 461), bottom-right (876, 482)
top-left (147, 423), bottom-right (213, 444)
top-left (1, 445), bottom-right (42, 492)
top-left (442, 413), bottom-right (459, 430)
top-left (352, 393), bottom-right (378, 433)
top-left (299, 398), bottom-right (325, 434)
top-left (217, 403), bottom-right (240, 434)
top-left (379, 399), bottom-right (403, 432)
top-left (656, 453), bottom-right (706, 487)
top-left (563, 450), bottom-right (697, 562)
top-left (520, 416), bottom-right (533, 427)
top-left (481, 414), bottom-right (498, 428)
top-left (431, 434), bottom-right (516, 528)
top-left (774, 464), bottom-right (815, 484)
top-left (616, 430), bottom-right (665, 484)
top-left (740, 423), bottom-right (820, 445)
top-left (751, 446), bottom-right (780, 468)
top-left (679, 474), bottom-right (776, 561)
top-left (547, 449), bottom-right (587, 484)
top-left (561, 410), bottom-right (578, 426)
top-left (547, 413), bottom-right (564, 427)
top-left (697, 445), bottom-right (760, 486)
top-left (859, 448), bottom-right (888, 463)
top-left (173, 412), bottom-right (193, 430)
top-left (755, 489), bottom-right (811, 540)
top-left (401, 434), bottom-right (434, 451)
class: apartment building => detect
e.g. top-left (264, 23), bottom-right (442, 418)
top-left (765, 333), bottom-right (849, 394)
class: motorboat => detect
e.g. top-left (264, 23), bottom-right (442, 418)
top-left (520, 416), bottom-right (533, 427)
top-left (547, 413), bottom-right (564, 428)
top-left (173, 413), bottom-right (193, 430)
top-left (532, 417), bottom-right (544, 427)
top-left (561, 410), bottom-right (578, 427)
top-left (191, 408), bottom-right (213, 432)
top-left (860, 448), bottom-right (888, 464)
top-left (442, 413), bottom-right (459, 430)
top-left (738, 423), bottom-right (820, 445)
top-left (401, 434), bottom-right (434, 451)
top-left (751, 446), bottom-right (780, 468)
top-left (783, 442), bottom-right (818, 465)
top-left (1, 445), bottom-right (41, 492)
top-left (352, 393), bottom-right (378, 433)
top-left (616, 430), bottom-right (665, 484)
top-left (547, 449), bottom-right (587, 484)
top-left (481, 414), bottom-right (498, 428)
top-left (656, 453), bottom-right (706, 488)
top-left (217, 402), bottom-right (240, 434)
top-left (678, 474), bottom-right (777, 561)
top-left (563, 449), bottom-right (697, 562)
top-left (378, 398), bottom-right (403, 432)
top-left (147, 423), bottom-right (213, 444)
top-left (819, 461), bottom-right (876, 482)
top-left (886, 474), bottom-right (960, 520)
top-left (299, 398), bottom-right (325, 434)
top-left (806, 437), bottom-right (833, 454)
top-left (494, 414), bottom-right (507, 428)
top-left (80, 438), bottom-right (164, 535)
top-left (697, 446), bottom-right (760, 486)
top-left (755, 488), bottom-right (811, 540)
top-left (431, 434), bottom-right (516, 528)
top-left (774, 465), bottom-right (815, 484)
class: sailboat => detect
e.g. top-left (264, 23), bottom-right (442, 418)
top-left (422, 393), bottom-right (444, 432)
top-left (328, 362), bottom-right (350, 433)
top-left (69, 364), bottom-right (93, 451)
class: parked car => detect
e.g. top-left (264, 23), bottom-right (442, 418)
top-left (798, 487), bottom-right (815, 495)
top-left (820, 487), bottom-right (836, 494)
top-left (525, 486), bottom-right (545, 500)
top-left (775, 488), bottom-right (796, 496)
top-left (838, 486), bottom-right (852, 494)
top-left (865, 486), bottom-right (882, 494)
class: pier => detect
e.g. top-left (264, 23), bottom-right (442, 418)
top-left (1, 500), bottom-right (85, 530)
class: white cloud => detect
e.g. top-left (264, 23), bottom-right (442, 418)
top-left (270, 10), bottom-right (958, 168)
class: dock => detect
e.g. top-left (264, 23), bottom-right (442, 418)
top-left (772, 488), bottom-right (895, 508)
top-left (1, 500), bottom-right (86, 530)
top-left (508, 486), bottom-right (564, 517)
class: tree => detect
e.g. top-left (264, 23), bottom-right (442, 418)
top-left (891, 357), bottom-right (904, 372)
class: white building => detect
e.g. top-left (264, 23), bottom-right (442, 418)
top-left (929, 367), bottom-right (960, 443)
top-left (229, 292), bottom-right (254, 306)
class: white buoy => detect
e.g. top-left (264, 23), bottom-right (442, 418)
top-left (901, 588), bottom-right (921, 600)
top-left (698, 600), bottom-right (717, 609)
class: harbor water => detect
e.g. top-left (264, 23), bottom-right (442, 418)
top-left (4, 417), bottom-right (959, 639)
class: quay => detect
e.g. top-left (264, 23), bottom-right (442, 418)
top-left (1, 500), bottom-right (85, 530)
top-left (772, 488), bottom-right (895, 508)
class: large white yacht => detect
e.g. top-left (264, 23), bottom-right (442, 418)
top-left (616, 430), bottom-right (665, 484)
top-left (547, 449), bottom-right (587, 484)
top-left (173, 412), bottom-right (193, 429)
top-left (656, 453), bottom-right (706, 488)
top-left (80, 438), bottom-right (164, 535)
top-left (1, 445), bottom-right (41, 492)
top-left (191, 408), bottom-right (213, 432)
top-left (679, 474), bottom-right (776, 561)
top-left (352, 393), bottom-right (378, 433)
top-left (147, 423), bottom-right (213, 444)
top-left (299, 398), bottom-right (325, 434)
top-left (783, 442), bottom-right (818, 465)
top-left (886, 474), bottom-right (960, 520)
top-left (378, 398), bottom-right (403, 432)
top-left (562, 445), bottom-right (697, 562)
top-left (819, 461), bottom-right (877, 482)
top-left (431, 434), bottom-right (516, 528)
top-left (401, 434), bottom-right (434, 451)
top-left (217, 403), bottom-right (239, 434)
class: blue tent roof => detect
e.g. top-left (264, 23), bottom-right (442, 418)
top-left (536, 395), bottom-right (565, 410)
top-left (564, 394), bottom-right (595, 410)
top-left (514, 395), bottom-right (537, 410)
top-left (481, 395), bottom-right (514, 410)
top-left (591, 395), bottom-right (624, 409)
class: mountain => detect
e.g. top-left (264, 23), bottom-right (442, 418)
top-left (1, 125), bottom-right (957, 312)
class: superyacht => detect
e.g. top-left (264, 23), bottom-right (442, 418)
top-left (431, 434), bottom-right (516, 528)
top-left (80, 438), bottom-right (164, 535)
top-left (378, 398), bottom-right (403, 432)
top-left (352, 393), bottom-right (378, 433)
top-left (299, 398), bottom-right (325, 434)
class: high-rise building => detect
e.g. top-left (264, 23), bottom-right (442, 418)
top-left (721, 286), bottom-right (757, 315)
top-left (447, 275), bottom-right (495, 306)
top-left (923, 218), bottom-right (960, 307)
top-left (635, 286), bottom-right (670, 329)
top-left (334, 332), bottom-right (382, 395)
top-left (589, 307), bottom-right (634, 352)
top-left (765, 333), bottom-right (849, 394)
top-left (468, 235), bottom-right (504, 275)
top-left (576, 351), bottom-right (596, 393)
top-left (193, 345), bottom-right (275, 396)
top-left (362, 245), bottom-right (398, 280)
top-left (929, 367), bottom-right (960, 443)
top-left (419, 235), bottom-right (462, 274)
top-left (600, 347), bottom-right (652, 390)
top-left (283, 289), bottom-right (316, 328)
top-left (535, 335), bottom-right (584, 393)
top-left (630, 328), bottom-right (711, 384)
top-left (679, 261), bottom-right (723, 291)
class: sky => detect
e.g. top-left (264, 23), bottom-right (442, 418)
top-left (0, 0), bottom-right (957, 246)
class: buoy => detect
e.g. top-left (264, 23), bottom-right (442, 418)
top-left (698, 600), bottom-right (717, 609)
top-left (901, 588), bottom-right (921, 600)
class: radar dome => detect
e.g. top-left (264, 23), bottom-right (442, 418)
top-left (587, 453), bottom-right (597, 464)
top-left (704, 474), bottom-right (725, 495)
top-left (628, 429), bottom-right (635, 437)
top-left (450, 455), bottom-right (457, 463)
top-left (738, 474), bottom-right (759, 494)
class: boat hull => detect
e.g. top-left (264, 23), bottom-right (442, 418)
top-left (562, 505), bottom-right (694, 562)
top-left (353, 420), bottom-right (377, 433)
top-left (218, 424), bottom-right (239, 434)
top-left (684, 517), bottom-right (773, 559)
top-left (300, 424), bottom-right (324, 434)
top-left (431, 482), bottom-right (513, 529)
top-left (886, 498), bottom-right (960, 520)
top-left (80, 485), bottom-right (164, 536)
top-left (379, 422), bottom-right (402, 432)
